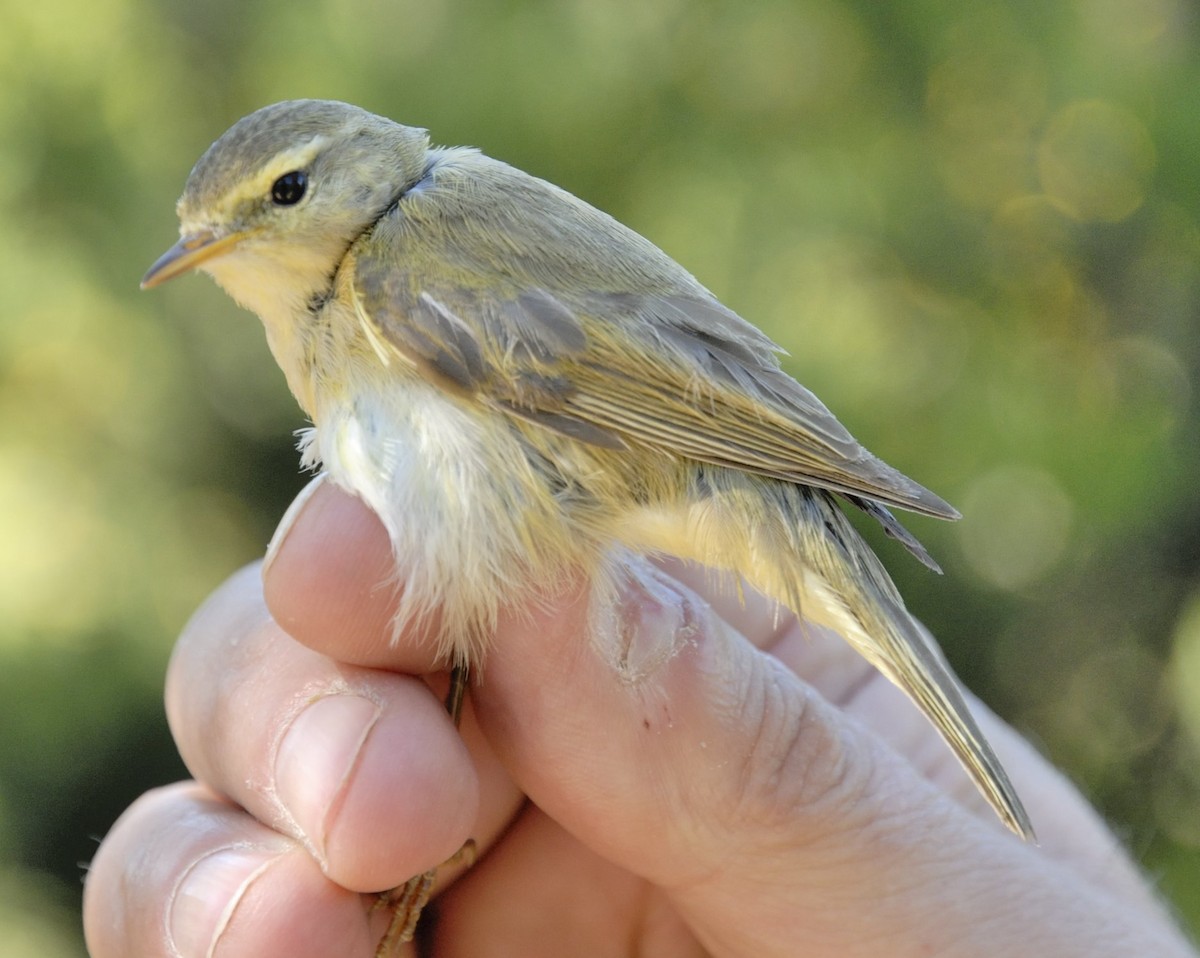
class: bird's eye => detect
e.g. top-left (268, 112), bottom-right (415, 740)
top-left (271, 171), bottom-right (308, 206)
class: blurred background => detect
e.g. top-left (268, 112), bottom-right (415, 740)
top-left (2, 0), bottom-right (1199, 952)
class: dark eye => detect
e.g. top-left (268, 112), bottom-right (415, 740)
top-left (271, 171), bottom-right (308, 206)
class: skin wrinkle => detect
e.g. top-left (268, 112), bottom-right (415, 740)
top-left (730, 658), bottom-right (862, 844)
top-left (648, 585), bottom-right (835, 849)
top-left (680, 659), bottom-right (984, 956)
top-left (844, 668), bottom-right (992, 819)
top-left (625, 574), bottom-right (881, 897)
top-left (168, 586), bottom-right (286, 826)
top-left (837, 668), bottom-right (979, 811)
top-left (654, 621), bottom-right (861, 907)
top-left (889, 844), bottom-right (1173, 958)
top-left (824, 660), bottom-right (879, 712)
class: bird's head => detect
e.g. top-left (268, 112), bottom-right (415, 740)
top-left (142, 99), bottom-right (429, 313)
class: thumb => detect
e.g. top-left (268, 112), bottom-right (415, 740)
top-left (472, 555), bottom-right (1022, 957)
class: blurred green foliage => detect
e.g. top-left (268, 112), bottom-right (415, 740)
top-left (1, 0), bottom-right (1199, 952)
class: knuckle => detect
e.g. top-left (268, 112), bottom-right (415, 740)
top-left (722, 660), bottom-right (875, 845)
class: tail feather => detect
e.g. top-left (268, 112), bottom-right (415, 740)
top-left (628, 472), bottom-right (1034, 840)
top-left (862, 594), bottom-right (1033, 840)
top-left (794, 490), bottom-right (1035, 841)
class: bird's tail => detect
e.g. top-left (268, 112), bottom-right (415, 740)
top-left (623, 470), bottom-right (1034, 840)
top-left (780, 487), bottom-right (1036, 841)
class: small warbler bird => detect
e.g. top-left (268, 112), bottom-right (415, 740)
top-left (144, 99), bottom-right (1033, 948)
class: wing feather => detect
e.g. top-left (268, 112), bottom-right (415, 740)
top-left (347, 149), bottom-right (959, 534)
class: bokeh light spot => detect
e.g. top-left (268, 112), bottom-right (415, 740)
top-left (1037, 99), bottom-right (1156, 223)
top-left (1170, 593), bottom-right (1200, 749)
top-left (959, 465), bottom-right (1073, 590)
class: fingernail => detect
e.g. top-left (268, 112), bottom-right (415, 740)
top-left (272, 693), bottom-right (381, 863)
top-left (595, 555), bottom-right (705, 682)
top-left (168, 845), bottom-right (277, 958)
top-left (263, 474), bottom-right (328, 577)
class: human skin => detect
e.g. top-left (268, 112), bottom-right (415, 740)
top-left (83, 478), bottom-right (1195, 957)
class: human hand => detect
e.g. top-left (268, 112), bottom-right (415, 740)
top-left (83, 478), bottom-right (1195, 957)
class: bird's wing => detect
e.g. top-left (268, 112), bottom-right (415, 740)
top-left (346, 155), bottom-right (958, 546)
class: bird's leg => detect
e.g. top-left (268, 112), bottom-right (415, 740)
top-left (373, 662), bottom-right (474, 957)
top-left (444, 660), bottom-right (469, 727)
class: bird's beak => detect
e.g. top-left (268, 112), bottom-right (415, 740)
top-left (140, 229), bottom-right (252, 289)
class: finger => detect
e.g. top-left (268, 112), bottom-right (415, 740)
top-left (659, 558), bottom-right (884, 707)
top-left (432, 804), bottom-right (705, 958)
top-left (469, 556), bottom-right (1187, 956)
top-left (657, 558), bottom-right (1015, 828)
top-left (666, 558), bottom-right (1178, 918)
top-left (82, 782), bottom-right (380, 958)
top-left (666, 558), bottom-right (1039, 835)
top-left (165, 563), bottom-right (508, 893)
top-left (259, 483), bottom-right (1186, 949)
top-left (262, 475), bottom-right (448, 672)
top-left (961, 707), bottom-right (1185, 926)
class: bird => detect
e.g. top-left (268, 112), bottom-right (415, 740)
top-left (143, 98), bottom-right (1034, 951)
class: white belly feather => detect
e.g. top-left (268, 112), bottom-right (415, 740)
top-left (303, 377), bottom-right (579, 662)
